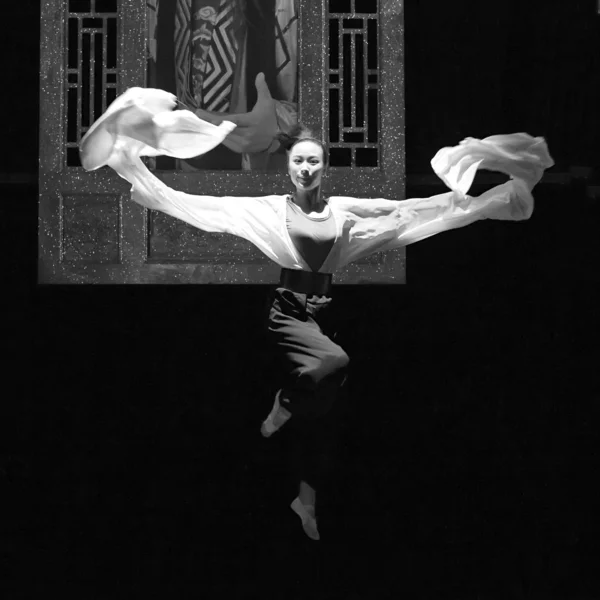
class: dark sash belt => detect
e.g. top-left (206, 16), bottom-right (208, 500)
top-left (280, 268), bottom-right (333, 296)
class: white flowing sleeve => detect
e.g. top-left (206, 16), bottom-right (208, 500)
top-left (79, 88), bottom-right (286, 264)
top-left (108, 145), bottom-right (282, 250)
top-left (331, 133), bottom-right (554, 267)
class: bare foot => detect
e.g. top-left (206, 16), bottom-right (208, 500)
top-left (299, 480), bottom-right (316, 509)
top-left (260, 391), bottom-right (292, 437)
top-left (291, 495), bottom-right (320, 541)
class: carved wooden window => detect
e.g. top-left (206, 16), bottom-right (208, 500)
top-left (39, 0), bottom-right (404, 284)
top-left (328, 0), bottom-right (380, 168)
top-left (66, 0), bottom-right (118, 168)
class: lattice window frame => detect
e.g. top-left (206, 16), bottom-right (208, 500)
top-left (327, 1), bottom-right (380, 169)
top-left (324, 0), bottom-right (404, 198)
top-left (52, 0), bottom-right (403, 194)
top-left (39, 0), bottom-right (405, 284)
top-left (64, 0), bottom-right (119, 168)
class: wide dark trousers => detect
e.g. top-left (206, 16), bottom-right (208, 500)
top-left (266, 287), bottom-right (349, 491)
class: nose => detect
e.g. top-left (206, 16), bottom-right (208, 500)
top-left (300, 168), bottom-right (309, 177)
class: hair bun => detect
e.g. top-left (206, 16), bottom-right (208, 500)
top-left (275, 131), bottom-right (296, 151)
top-left (276, 123), bottom-right (322, 150)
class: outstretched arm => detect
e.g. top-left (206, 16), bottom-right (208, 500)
top-left (333, 133), bottom-right (554, 267)
top-left (108, 143), bottom-right (270, 232)
top-left (80, 88), bottom-right (285, 263)
top-left (106, 142), bottom-right (284, 264)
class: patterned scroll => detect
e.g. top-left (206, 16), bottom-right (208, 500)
top-left (66, 0), bottom-right (118, 167)
top-left (328, 0), bottom-right (379, 168)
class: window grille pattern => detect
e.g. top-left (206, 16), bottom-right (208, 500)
top-left (66, 0), bottom-right (118, 167)
top-left (328, 0), bottom-right (379, 168)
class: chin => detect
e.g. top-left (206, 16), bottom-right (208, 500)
top-left (296, 181), bottom-right (319, 191)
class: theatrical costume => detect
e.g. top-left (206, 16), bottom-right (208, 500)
top-left (80, 87), bottom-right (554, 539)
top-left (147, 0), bottom-right (298, 170)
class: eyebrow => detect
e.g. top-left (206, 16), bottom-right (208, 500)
top-left (291, 154), bottom-right (321, 159)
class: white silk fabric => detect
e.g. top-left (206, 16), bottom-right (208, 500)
top-left (80, 87), bottom-right (554, 273)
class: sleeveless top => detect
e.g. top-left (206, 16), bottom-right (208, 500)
top-left (285, 196), bottom-right (337, 272)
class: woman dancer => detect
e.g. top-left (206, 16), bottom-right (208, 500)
top-left (79, 86), bottom-right (554, 541)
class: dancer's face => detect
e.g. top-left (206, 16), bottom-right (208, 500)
top-left (288, 141), bottom-right (326, 192)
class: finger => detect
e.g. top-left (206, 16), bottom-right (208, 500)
top-left (252, 72), bottom-right (273, 109)
top-left (194, 110), bottom-right (221, 125)
top-left (222, 131), bottom-right (246, 146)
top-left (225, 115), bottom-right (249, 127)
top-left (221, 137), bottom-right (245, 153)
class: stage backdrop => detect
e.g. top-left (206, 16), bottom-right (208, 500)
top-left (39, 0), bottom-right (405, 284)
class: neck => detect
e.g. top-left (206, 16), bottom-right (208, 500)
top-left (293, 187), bottom-right (324, 213)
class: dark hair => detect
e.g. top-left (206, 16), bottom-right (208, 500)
top-left (277, 124), bottom-right (329, 167)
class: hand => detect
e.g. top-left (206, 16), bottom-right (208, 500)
top-left (194, 73), bottom-right (278, 154)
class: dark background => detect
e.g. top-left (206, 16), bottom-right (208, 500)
top-left (3, 0), bottom-right (600, 598)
